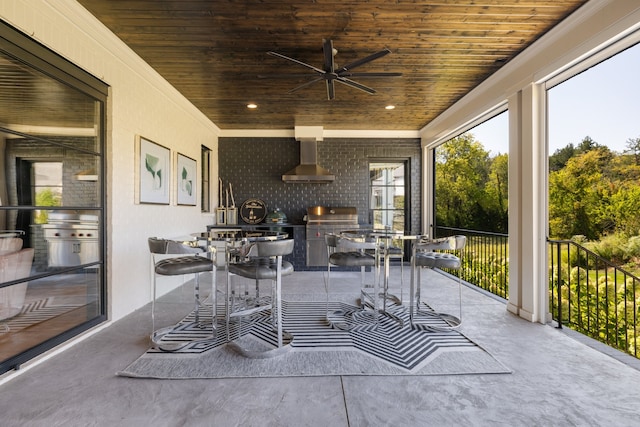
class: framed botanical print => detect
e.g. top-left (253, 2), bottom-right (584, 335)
top-left (136, 136), bottom-right (170, 204)
top-left (176, 153), bottom-right (197, 206)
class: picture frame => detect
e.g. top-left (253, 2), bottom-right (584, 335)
top-left (176, 153), bottom-right (197, 206)
top-left (136, 136), bottom-right (171, 204)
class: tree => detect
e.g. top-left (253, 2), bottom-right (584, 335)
top-left (549, 143), bottom-right (576, 172)
top-left (34, 188), bottom-right (61, 224)
top-left (549, 136), bottom-right (606, 172)
top-left (484, 153), bottom-right (509, 232)
top-left (608, 149), bottom-right (640, 183)
top-left (625, 136), bottom-right (640, 166)
top-left (435, 133), bottom-right (492, 230)
top-left (577, 136), bottom-right (600, 153)
top-left (35, 188), bottom-right (61, 206)
top-left (548, 148), bottom-right (613, 239)
top-left (609, 185), bottom-right (640, 237)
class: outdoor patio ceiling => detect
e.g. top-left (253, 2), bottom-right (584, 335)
top-left (76, 0), bottom-right (587, 131)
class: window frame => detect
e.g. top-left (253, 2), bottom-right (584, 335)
top-left (201, 145), bottom-right (211, 213)
top-left (0, 21), bottom-right (108, 374)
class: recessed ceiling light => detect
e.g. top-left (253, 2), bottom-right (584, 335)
top-left (385, 105), bottom-right (395, 110)
top-left (247, 103), bottom-right (258, 109)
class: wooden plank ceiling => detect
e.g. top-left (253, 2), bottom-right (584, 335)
top-left (76, 0), bottom-right (587, 131)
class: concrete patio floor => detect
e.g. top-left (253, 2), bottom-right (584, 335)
top-left (1, 267), bottom-right (639, 426)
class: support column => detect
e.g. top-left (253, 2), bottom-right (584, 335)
top-left (422, 143), bottom-right (435, 237)
top-left (507, 83), bottom-right (550, 323)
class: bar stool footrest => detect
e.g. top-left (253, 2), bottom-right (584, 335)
top-left (326, 309), bottom-right (354, 330)
top-left (378, 292), bottom-right (402, 305)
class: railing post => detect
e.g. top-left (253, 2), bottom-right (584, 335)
top-left (556, 242), bottom-right (562, 329)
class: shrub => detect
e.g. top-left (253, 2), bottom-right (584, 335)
top-left (624, 235), bottom-right (640, 259)
top-left (585, 234), bottom-right (629, 265)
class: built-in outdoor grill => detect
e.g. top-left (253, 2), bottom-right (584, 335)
top-left (305, 206), bottom-right (359, 266)
top-left (43, 210), bottom-right (99, 267)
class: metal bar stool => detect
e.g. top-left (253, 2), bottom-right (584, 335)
top-left (225, 238), bottom-right (294, 358)
top-left (148, 237), bottom-right (216, 351)
top-left (325, 233), bottom-right (379, 329)
top-left (409, 235), bottom-right (466, 331)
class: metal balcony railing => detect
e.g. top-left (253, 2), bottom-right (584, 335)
top-left (548, 239), bottom-right (639, 359)
top-left (431, 227), bottom-right (639, 359)
top-left (435, 226), bottom-right (509, 299)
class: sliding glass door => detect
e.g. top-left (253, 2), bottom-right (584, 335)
top-left (0, 22), bottom-right (107, 374)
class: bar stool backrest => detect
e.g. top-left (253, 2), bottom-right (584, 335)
top-left (254, 239), bottom-right (294, 258)
top-left (325, 233), bottom-right (339, 251)
top-left (148, 237), bottom-right (203, 255)
top-left (336, 235), bottom-right (377, 251)
top-left (417, 235), bottom-right (466, 252)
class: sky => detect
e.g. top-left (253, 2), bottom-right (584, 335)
top-left (468, 41), bottom-right (640, 157)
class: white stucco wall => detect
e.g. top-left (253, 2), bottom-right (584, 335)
top-left (0, 0), bottom-right (221, 321)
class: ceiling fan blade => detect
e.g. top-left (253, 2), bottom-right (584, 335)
top-left (268, 51), bottom-right (325, 75)
top-left (326, 79), bottom-right (335, 100)
top-left (338, 72), bottom-right (403, 78)
top-left (258, 73), bottom-right (321, 79)
top-left (287, 77), bottom-right (324, 94)
top-left (335, 77), bottom-right (376, 95)
top-left (336, 48), bottom-right (391, 72)
top-left (322, 39), bottom-right (335, 73)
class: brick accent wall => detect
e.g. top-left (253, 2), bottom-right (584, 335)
top-left (219, 137), bottom-right (421, 233)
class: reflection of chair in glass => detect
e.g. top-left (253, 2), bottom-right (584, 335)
top-left (410, 235), bottom-right (466, 331)
top-left (0, 233), bottom-right (34, 322)
top-left (225, 238), bottom-right (294, 357)
top-left (148, 237), bottom-right (216, 351)
top-left (325, 233), bottom-right (379, 329)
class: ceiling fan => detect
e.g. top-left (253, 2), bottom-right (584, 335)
top-left (260, 39), bottom-right (402, 100)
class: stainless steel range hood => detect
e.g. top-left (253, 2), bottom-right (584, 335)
top-left (282, 130), bottom-right (335, 183)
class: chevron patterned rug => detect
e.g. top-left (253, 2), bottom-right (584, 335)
top-left (118, 299), bottom-right (510, 379)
